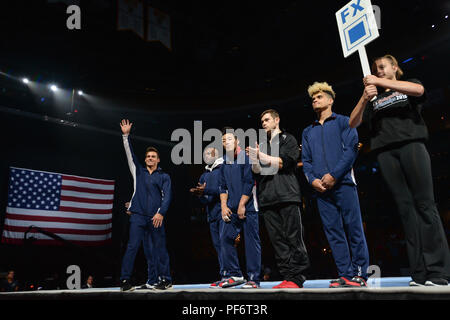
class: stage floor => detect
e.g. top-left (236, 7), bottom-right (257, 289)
top-left (1, 277), bottom-right (449, 300)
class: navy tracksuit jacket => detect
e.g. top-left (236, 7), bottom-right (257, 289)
top-left (219, 150), bottom-right (261, 281)
top-left (198, 158), bottom-right (224, 277)
top-left (301, 112), bottom-right (369, 279)
top-left (120, 134), bottom-right (172, 283)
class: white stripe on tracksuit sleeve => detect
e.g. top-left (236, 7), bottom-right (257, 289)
top-left (122, 134), bottom-right (137, 209)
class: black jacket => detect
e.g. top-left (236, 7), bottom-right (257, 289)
top-left (255, 131), bottom-right (302, 208)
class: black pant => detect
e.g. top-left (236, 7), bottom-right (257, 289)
top-left (262, 202), bottom-right (310, 286)
top-left (377, 141), bottom-right (450, 282)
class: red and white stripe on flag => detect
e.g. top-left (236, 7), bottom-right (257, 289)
top-left (2, 167), bottom-right (114, 246)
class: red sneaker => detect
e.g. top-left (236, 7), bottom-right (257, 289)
top-left (272, 280), bottom-right (288, 289)
top-left (272, 280), bottom-right (301, 289)
top-left (209, 280), bottom-right (223, 288)
top-left (347, 276), bottom-right (367, 287)
top-left (329, 277), bottom-right (353, 288)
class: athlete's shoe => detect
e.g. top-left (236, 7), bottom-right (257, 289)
top-left (425, 278), bottom-right (448, 286)
top-left (209, 280), bottom-right (224, 288)
top-left (242, 281), bottom-right (260, 289)
top-left (120, 279), bottom-right (134, 292)
top-left (272, 280), bottom-right (288, 288)
top-left (137, 283), bottom-right (156, 290)
top-left (273, 280), bottom-right (301, 289)
top-left (347, 276), bottom-right (368, 287)
top-left (409, 280), bottom-right (425, 287)
top-left (154, 278), bottom-right (173, 290)
top-left (329, 277), bottom-right (353, 288)
top-left (221, 276), bottom-right (246, 288)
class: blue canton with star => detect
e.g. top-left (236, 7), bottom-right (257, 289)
top-left (7, 168), bottom-right (62, 210)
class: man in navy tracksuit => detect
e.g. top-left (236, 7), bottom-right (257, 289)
top-left (219, 128), bottom-right (261, 289)
top-left (301, 82), bottom-right (369, 288)
top-left (119, 119), bottom-right (172, 291)
top-left (124, 201), bottom-right (157, 289)
top-left (190, 147), bottom-right (225, 287)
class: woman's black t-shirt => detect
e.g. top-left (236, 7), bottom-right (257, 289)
top-left (362, 79), bottom-right (428, 151)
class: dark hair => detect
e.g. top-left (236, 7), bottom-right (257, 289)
top-left (322, 90), bottom-right (335, 100)
top-left (260, 109), bottom-right (280, 120)
top-left (221, 126), bottom-right (236, 137)
top-left (145, 147), bottom-right (160, 158)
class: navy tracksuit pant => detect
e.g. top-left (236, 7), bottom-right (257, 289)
top-left (209, 219), bottom-right (224, 278)
top-left (316, 184), bottom-right (369, 280)
top-left (220, 211), bottom-right (261, 282)
top-left (120, 213), bottom-right (171, 282)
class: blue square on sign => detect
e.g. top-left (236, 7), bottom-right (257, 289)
top-left (343, 14), bottom-right (373, 53)
top-left (348, 21), bottom-right (366, 44)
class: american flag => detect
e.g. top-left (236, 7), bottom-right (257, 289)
top-left (2, 167), bottom-right (114, 246)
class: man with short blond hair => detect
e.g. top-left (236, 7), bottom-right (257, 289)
top-left (302, 83), bottom-right (369, 288)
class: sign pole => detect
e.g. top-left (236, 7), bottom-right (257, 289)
top-left (358, 46), bottom-right (371, 77)
top-left (358, 46), bottom-right (377, 100)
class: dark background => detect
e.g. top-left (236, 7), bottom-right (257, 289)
top-left (0, 0), bottom-right (448, 289)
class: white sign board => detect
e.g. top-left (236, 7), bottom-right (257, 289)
top-left (336, 0), bottom-right (379, 58)
top-left (336, 0), bottom-right (379, 78)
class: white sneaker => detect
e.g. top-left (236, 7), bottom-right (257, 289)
top-left (242, 281), bottom-right (260, 289)
top-left (425, 278), bottom-right (448, 286)
top-left (136, 283), bottom-right (156, 290)
top-left (409, 280), bottom-right (425, 287)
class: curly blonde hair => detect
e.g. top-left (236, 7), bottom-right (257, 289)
top-left (307, 82), bottom-right (336, 99)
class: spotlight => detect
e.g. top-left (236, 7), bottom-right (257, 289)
top-left (22, 78), bottom-right (29, 84)
top-left (50, 84), bottom-right (58, 92)
top-left (77, 90), bottom-right (83, 96)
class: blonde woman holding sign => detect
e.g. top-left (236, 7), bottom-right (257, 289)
top-left (349, 54), bottom-right (450, 286)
